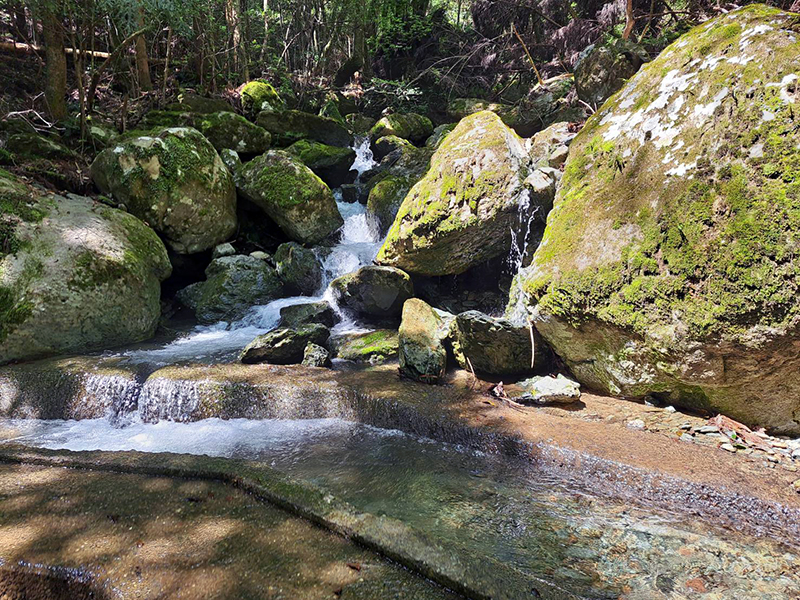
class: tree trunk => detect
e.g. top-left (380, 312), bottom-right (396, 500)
top-left (260, 0), bottom-right (269, 66)
top-left (225, 0), bottom-right (244, 80)
top-left (42, 3), bottom-right (67, 121)
top-left (135, 7), bottom-right (153, 91)
top-left (623, 0), bottom-right (635, 40)
top-left (13, 3), bottom-right (27, 40)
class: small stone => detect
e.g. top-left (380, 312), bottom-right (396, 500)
top-left (720, 443), bottom-right (736, 453)
top-left (698, 425), bottom-right (719, 434)
top-left (548, 145), bottom-right (570, 168)
top-left (212, 243), bottom-right (236, 259)
top-left (250, 251), bottom-right (270, 261)
top-left (680, 433), bottom-right (694, 443)
top-left (515, 374), bottom-right (581, 405)
top-left (783, 465), bottom-right (797, 472)
top-left (627, 419), bottom-right (645, 430)
top-left (792, 480), bottom-right (800, 492)
top-left (771, 440), bottom-right (788, 449)
top-left (302, 342), bottom-right (332, 368)
top-left (767, 454), bottom-right (780, 463)
top-left (679, 423), bottom-right (692, 430)
top-left (664, 405), bottom-right (676, 414)
top-left (792, 448), bottom-right (800, 460)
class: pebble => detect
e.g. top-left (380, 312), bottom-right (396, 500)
top-left (720, 443), bottom-right (736, 453)
top-left (767, 454), bottom-right (780, 463)
top-left (680, 433), bottom-right (694, 443)
top-left (664, 406), bottom-right (676, 414)
top-left (771, 440), bottom-right (788, 449)
top-left (698, 425), bottom-right (719, 434)
top-left (792, 480), bottom-right (800, 492)
top-left (627, 419), bottom-right (646, 430)
top-left (792, 449), bottom-right (800, 460)
top-left (679, 423), bottom-right (692, 430)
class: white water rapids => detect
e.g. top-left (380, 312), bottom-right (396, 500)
top-left (124, 137), bottom-right (381, 365)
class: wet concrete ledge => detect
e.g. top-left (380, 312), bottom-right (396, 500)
top-left (2, 358), bottom-right (800, 549)
top-left (0, 445), bottom-right (579, 600)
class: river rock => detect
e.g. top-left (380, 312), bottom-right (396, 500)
top-left (237, 150), bottom-right (343, 244)
top-left (398, 299), bottom-right (453, 383)
top-left (454, 311), bottom-right (550, 376)
top-left (240, 80), bottom-right (283, 116)
top-left (278, 302), bottom-right (337, 329)
top-left (240, 323), bottom-right (330, 365)
top-left (526, 122), bottom-right (576, 169)
top-left (370, 113), bottom-right (433, 144)
top-left (330, 330), bottom-right (399, 363)
top-left (376, 111), bottom-right (555, 276)
top-left (194, 111), bottom-right (272, 155)
top-left (509, 5), bottom-right (800, 434)
top-left (373, 135), bottom-right (414, 162)
top-left (212, 243), bottom-right (236, 259)
top-left (514, 374), bottom-right (581, 405)
top-left (574, 39), bottom-right (648, 107)
top-left (180, 255), bottom-right (284, 324)
top-left (330, 266), bottom-right (413, 318)
top-left (286, 139), bottom-right (356, 188)
top-left (256, 110), bottom-right (351, 147)
top-left (302, 342), bottom-right (332, 368)
top-left (274, 242), bottom-right (323, 295)
top-left (91, 127), bottom-right (237, 254)
top-left (345, 113), bottom-right (376, 135)
top-left (366, 141), bottom-right (432, 235)
top-left (0, 171), bottom-right (171, 364)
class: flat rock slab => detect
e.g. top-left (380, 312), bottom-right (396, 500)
top-left (0, 462), bottom-right (457, 600)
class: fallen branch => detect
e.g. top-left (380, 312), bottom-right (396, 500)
top-left (512, 23), bottom-right (544, 87)
top-left (0, 41), bottom-right (109, 59)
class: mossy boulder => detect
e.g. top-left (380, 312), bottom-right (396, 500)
top-left (237, 150), bottom-right (344, 244)
top-left (138, 109), bottom-right (194, 130)
top-left (373, 135), bottom-right (414, 162)
top-left (178, 255), bottom-right (284, 324)
top-left (176, 92), bottom-right (231, 114)
top-left (274, 242), bottom-right (323, 295)
top-left (398, 299), bottom-right (452, 383)
top-left (286, 139), bottom-right (356, 188)
top-left (302, 342), bottom-right (332, 368)
top-left (370, 113), bottom-right (433, 144)
top-left (574, 39), bottom-right (648, 107)
top-left (0, 172), bottom-right (171, 364)
top-left (5, 132), bottom-right (74, 160)
top-left (256, 110), bottom-right (351, 147)
top-left (509, 5), bottom-right (800, 434)
top-left (377, 111), bottom-right (555, 276)
top-left (240, 324), bottom-right (329, 365)
top-left (278, 301), bottom-right (337, 329)
top-left (240, 80), bottom-right (283, 116)
top-left (345, 114), bottom-right (376, 135)
top-left (330, 329), bottom-right (399, 363)
top-left (91, 127), bottom-right (237, 254)
top-left (330, 266), bottom-right (413, 318)
top-left (195, 111), bottom-right (272, 155)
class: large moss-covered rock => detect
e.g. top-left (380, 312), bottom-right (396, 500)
top-left (377, 111), bottom-right (554, 276)
top-left (240, 324), bottom-right (329, 364)
top-left (510, 5), bottom-right (800, 434)
top-left (370, 113), bottom-right (433, 144)
top-left (195, 111), bottom-right (271, 155)
top-left (0, 171), bottom-right (171, 364)
top-left (330, 329), bottom-right (399, 363)
top-left (330, 266), bottom-right (413, 318)
top-left (278, 301), bottom-right (336, 329)
top-left (274, 242), bottom-right (323, 295)
top-left (286, 139), bottom-right (355, 188)
top-left (240, 80), bottom-right (283, 116)
top-left (574, 39), bottom-right (648, 107)
top-left (179, 255), bottom-right (284, 324)
top-left (256, 110), bottom-right (351, 147)
top-left (398, 299), bottom-right (452, 383)
top-left (91, 127), bottom-right (237, 254)
top-left (237, 150), bottom-right (343, 244)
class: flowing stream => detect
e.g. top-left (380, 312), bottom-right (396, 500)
top-left (0, 416), bottom-right (797, 598)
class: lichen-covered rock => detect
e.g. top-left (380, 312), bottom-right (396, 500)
top-left (256, 110), bottom-right (351, 147)
top-left (195, 111), bottom-right (272, 155)
top-left (0, 171), bottom-right (171, 364)
top-left (370, 113), bottom-right (433, 144)
top-left (454, 310), bottom-right (550, 376)
top-left (398, 299), bottom-right (452, 383)
top-left (240, 324), bottom-right (329, 364)
top-left (513, 374), bottom-right (581, 405)
top-left (331, 266), bottom-right (413, 318)
top-left (240, 80), bottom-right (283, 116)
top-left (574, 39), bottom-right (648, 107)
top-left (91, 127), bottom-right (237, 254)
top-left (286, 139), bottom-right (356, 188)
top-left (274, 242), bottom-right (323, 295)
top-left (278, 301), bottom-right (337, 329)
top-left (330, 329), bottom-right (399, 363)
top-left (509, 5), bottom-right (800, 434)
top-left (237, 150), bottom-right (343, 244)
top-left (182, 255), bottom-right (284, 324)
top-left (377, 111), bottom-right (554, 276)
top-left (302, 342), bottom-right (332, 368)
top-left (526, 122), bottom-right (576, 169)
top-left (372, 135), bottom-right (414, 162)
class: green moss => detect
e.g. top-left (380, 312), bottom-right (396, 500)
top-left (241, 80), bottom-right (282, 115)
top-left (336, 330), bottom-right (399, 362)
top-left (286, 139), bottom-right (352, 168)
top-left (0, 285), bottom-right (33, 343)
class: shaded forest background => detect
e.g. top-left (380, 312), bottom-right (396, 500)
top-left (1, 0), bottom-right (798, 137)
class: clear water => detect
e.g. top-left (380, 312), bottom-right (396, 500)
top-left (122, 139), bottom-right (382, 366)
top-left (1, 417), bottom-right (797, 599)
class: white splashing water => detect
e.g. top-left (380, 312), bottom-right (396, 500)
top-left (124, 137), bottom-right (381, 366)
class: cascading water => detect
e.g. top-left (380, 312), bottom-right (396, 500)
top-left (124, 136), bottom-right (382, 366)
